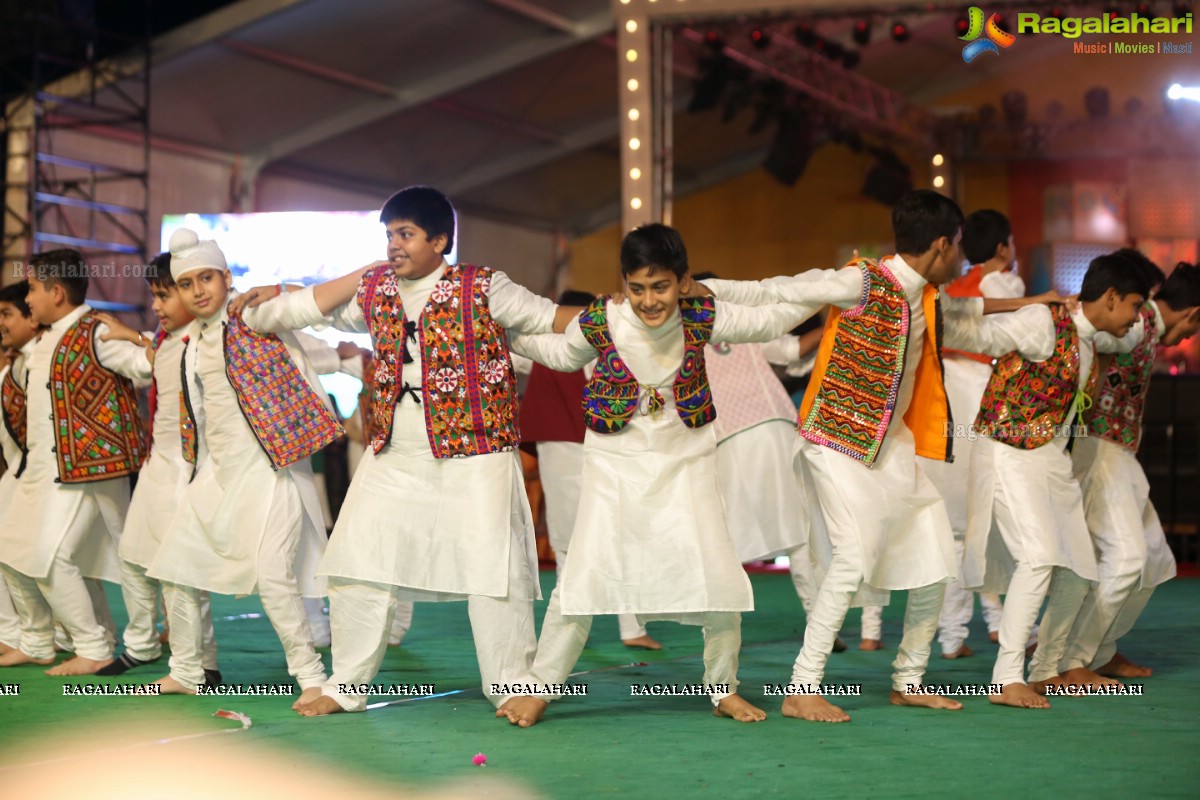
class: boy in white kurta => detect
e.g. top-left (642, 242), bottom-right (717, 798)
top-left (0, 282), bottom-right (42, 654)
top-left (148, 231), bottom-right (339, 704)
top-left (0, 251), bottom-right (151, 675)
top-left (926, 210), bottom-right (1026, 658)
top-left (234, 186), bottom-right (574, 716)
top-left (702, 191), bottom-right (1049, 722)
top-left (500, 223), bottom-right (821, 727)
top-left (1060, 261), bottom-right (1200, 679)
top-left (964, 254), bottom-right (1150, 708)
top-left (87, 258), bottom-right (220, 681)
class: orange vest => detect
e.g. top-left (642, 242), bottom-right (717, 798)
top-left (798, 258), bottom-right (952, 466)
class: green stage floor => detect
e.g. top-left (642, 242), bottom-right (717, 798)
top-left (1, 572), bottom-right (1197, 799)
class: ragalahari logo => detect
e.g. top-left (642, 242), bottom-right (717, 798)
top-left (960, 7), bottom-right (1017, 63)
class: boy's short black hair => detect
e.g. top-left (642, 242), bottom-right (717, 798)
top-left (379, 186), bottom-right (456, 254)
top-left (1078, 253), bottom-right (1151, 303)
top-left (1154, 262), bottom-right (1200, 311)
top-left (962, 209), bottom-right (1012, 265)
top-left (557, 289), bottom-right (596, 306)
top-left (0, 280), bottom-right (33, 317)
top-left (892, 190), bottom-right (965, 255)
top-left (28, 249), bottom-right (88, 305)
top-left (145, 252), bottom-right (175, 289)
top-left (1111, 247), bottom-right (1166, 289)
top-left (620, 223), bottom-right (689, 279)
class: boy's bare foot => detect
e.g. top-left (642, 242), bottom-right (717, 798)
top-left (0, 649), bottom-right (55, 667)
top-left (988, 682), bottom-right (1050, 708)
top-left (46, 655), bottom-right (113, 676)
top-left (495, 696), bottom-right (548, 728)
top-left (297, 695), bottom-right (344, 717)
top-left (713, 694), bottom-right (767, 722)
top-left (0, 642), bottom-right (13, 656)
top-left (622, 634), bottom-right (662, 651)
top-left (890, 689), bottom-right (963, 710)
top-left (859, 639), bottom-right (884, 651)
top-left (1096, 652), bottom-right (1152, 678)
top-left (942, 644), bottom-right (973, 659)
top-left (292, 686), bottom-right (323, 710)
top-left (781, 694), bottom-right (851, 723)
top-left (989, 631), bottom-right (1000, 643)
top-left (153, 675), bottom-right (196, 695)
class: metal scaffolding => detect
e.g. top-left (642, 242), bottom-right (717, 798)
top-left (2, 4), bottom-right (150, 311)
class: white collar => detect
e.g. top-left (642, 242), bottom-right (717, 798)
top-left (883, 254), bottom-right (929, 295)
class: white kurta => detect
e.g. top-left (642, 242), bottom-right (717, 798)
top-left (963, 306), bottom-right (1103, 592)
top-left (705, 340), bottom-right (807, 562)
top-left (247, 263), bottom-right (557, 600)
top-left (706, 260), bottom-right (1039, 600)
top-left (511, 298), bottom-right (818, 618)
top-left (0, 305), bottom-right (149, 582)
top-left (120, 329), bottom-right (190, 569)
top-left (147, 297), bottom-right (327, 597)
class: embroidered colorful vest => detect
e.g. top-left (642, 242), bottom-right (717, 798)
top-left (577, 296), bottom-right (717, 434)
top-left (178, 336), bottom-right (197, 471)
top-left (1086, 302), bottom-right (1159, 450)
top-left (942, 265), bottom-right (995, 365)
top-left (356, 263), bottom-right (520, 458)
top-left (798, 258), bottom-right (952, 467)
top-left (975, 304), bottom-right (1098, 449)
top-left (1, 364), bottom-right (28, 477)
top-left (51, 315), bottom-right (148, 483)
top-left (222, 313), bottom-right (344, 469)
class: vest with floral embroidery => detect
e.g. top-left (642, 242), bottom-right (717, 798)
top-left (577, 296), bottom-right (717, 434)
top-left (975, 304), bottom-right (1097, 449)
top-left (356, 262), bottom-right (519, 458)
top-left (1086, 302), bottom-right (1159, 451)
top-left (798, 259), bottom-right (952, 467)
top-left (1, 362), bottom-right (28, 477)
top-left (51, 315), bottom-right (148, 483)
top-left (221, 312), bottom-right (344, 469)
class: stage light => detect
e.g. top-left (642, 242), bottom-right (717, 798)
top-left (1049, 7), bottom-right (1066, 20)
top-left (933, 176), bottom-right (945, 188)
top-left (627, 78), bottom-right (638, 91)
top-left (628, 108), bottom-right (639, 120)
top-left (625, 20), bottom-right (637, 33)
top-left (1167, 83), bottom-right (1200, 101)
top-left (852, 19), bottom-right (871, 46)
top-left (630, 197), bottom-right (642, 210)
top-left (629, 167), bottom-right (641, 180)
top-left (794, 22), bottom-right (817, 46)
top-left (629, 137), bottom-right (641, 150)
top-left (625, 49), bottom-right (638, 62)
top-left (891, 21), bottom-right (911, 43)
top-left (750, 28), bottom-right (771, 50)
top-left (704, 30), bottom-right (725, 51)
top-left (932, 154), bottom-right (944, 166)
top-left (1085, 87), bottom-right (1111, 119)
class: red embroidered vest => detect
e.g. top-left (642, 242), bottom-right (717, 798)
top-left (146, 328), bottom-right (169, 438)
top-left (1086, 302), bottom-right (1159, 450)
top-left (799, 259), bottom-right (952, 466)
top-left (1, 364), bottom-right (28, 477)
top-left (179, 336), bottom-right (197, 471)
top-left (51, 315), bottom-right (148, 483)
top-left (975, 304), bottom-right (1098, 449)
top-left (356, 263), bottom-right (519, 458)
top-left (577, 296), bottom-right (717, 434)
top-left (520, 363), bottom-right (587, 444)
top-left (222, 313), bottom-right (344, 469)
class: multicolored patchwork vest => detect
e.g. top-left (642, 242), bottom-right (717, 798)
top-left (1086, 302), bottom-right (1159, 450)
top-left (51, 315), bottom-right (148, 483)
top-left (975, 304), bottom-right (1097, 449)
top-left (356, 263), bottom-right (519, 458)
top-left (577, 296), bottom-right (717, 434)
top-left (222, 313), bottom-right (344, 469)
top-left (1, 363), bottom-right (28, 477)
top-left (799, 259), bottom-right (952, 467)
top-left (178, 336), bottom-right (197, 471)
